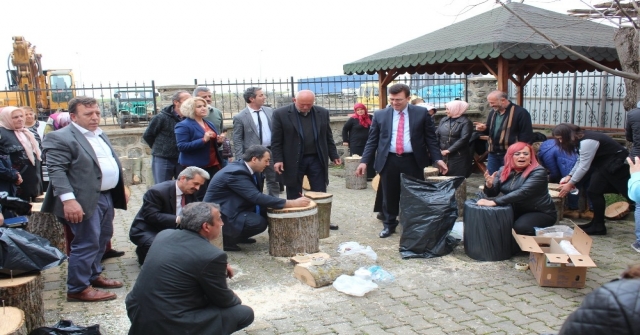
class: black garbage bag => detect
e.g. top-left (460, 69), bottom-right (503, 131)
top-left (0, 191), bottom-right (33, 215)
top-left (463, 199), bottom-right (514, 261)
top-left (29, 320), bottom-right (101, 335)
top-left (0, 227), bottom-right (67, 276)
top-left (399, 174), bottom-right (463, 259)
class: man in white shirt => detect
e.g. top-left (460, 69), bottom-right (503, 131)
top-left (42, 96), bottom-right (127, 302)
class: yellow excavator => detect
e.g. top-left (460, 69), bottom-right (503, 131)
top-left (1, 36), bottom-right (75, 116)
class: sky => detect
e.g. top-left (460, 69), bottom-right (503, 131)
top-left (2, 0), bottom-right (603, 87)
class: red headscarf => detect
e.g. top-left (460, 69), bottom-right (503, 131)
top-left (351, 103), bottom-right (371, 128)
top-left (500, 142), bottom-right (538, 182)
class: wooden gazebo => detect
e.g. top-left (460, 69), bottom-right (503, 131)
top-left (343, 2), bottom-right (621, 108)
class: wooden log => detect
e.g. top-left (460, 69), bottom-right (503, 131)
top-left (548, 190), bottom-right (565, 224)
top-left (423, 167), bottom-right (439, 179)
top-left (372, 174), bottom-right (380, 192)
top-left (605, 201), bottom-right (630, 220)
top-left (344, 156), bottom-right (366, 189)
top-left (304, 192), bottom-right (333, 239)
top-left (0, 307), bottom-right (28, 335)
top-left (293, 253), bottom-right (375, 288)
top-left (267, 201), bottom-right (319, 257)
top-left (0, 275), bottom-right (44, 333)
top-left (26, 204), bottom-right (65, 253)
top-left (302, 176), bottom-right (310, 191)
top-left (426, 176), bottom-right (467, 217)
top-left (33, 195), bottom-right (45, 203)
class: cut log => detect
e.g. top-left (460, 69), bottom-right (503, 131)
top-left (302, 176), bottom-right (310, 191)
top-left (26, 204), bottom-right (65, 253)
top-left (0, 307), bottom-right (27, 335)
top-left (293, 253), bottom-right (376, 288)
top-left (423, 167), bottom-right (439, 179)
top-left (0, 274), bottom-right (44, 333)
top-left (372, 174), bottom-right (380, 192)
top-left (426, 176), bottom-right (467, 217)
top-left (304, 192), bottom-right (333, 239)
top-left (605, 201), bottom-right (630, 220)
top-left (33, 195), bottom-right (45, 203)
top-left (548, 190), bottom-right (565, 224)
top-left (267, 202), bottom-right (319, 257)
top-left (344, 156), bottom-right (366, 189)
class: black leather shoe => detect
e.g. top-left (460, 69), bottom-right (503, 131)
top-left (101, 249), bottom-right (125, 261)
top-left (237, 238), bottom-right (256, 244)
top-left (330, 224), bottom-right (339, 230)
top-left (223, 244), bottom-right (242, 251)
top-left (379, 227), bottom-right (396, 238)
top-left (376, 213), bottom-right (384, 221)
top-left (582, 224), bottom-right (607, 236)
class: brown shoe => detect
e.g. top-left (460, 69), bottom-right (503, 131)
top-left (67, 286), bottom-right (117, 302)
top-left (90, 276), bottom-right (123, 289)
top-left (563, 210), bottom-right (580, 219)
top-left (580, 210), bottom-right (594, 220)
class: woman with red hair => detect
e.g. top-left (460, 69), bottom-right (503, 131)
top-left (478, 142), bottom-right (556, 235)
top-left (342, 103), bottom-right (375, 179)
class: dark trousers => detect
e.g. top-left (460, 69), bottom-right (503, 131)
top-left (152, 156), bottom-right (183, 184)
top-left (513, 211), bottom-right (556, 236)
top-left (350, 145), bottom-right (376, 179)
top-left (220, 304), bottom-right (254, 334)
top-left (588, 166), bottom-right (631, 224)
top-left (380, 154), bottom-right (423, 227)
top-left (60, 192), bottom-right (114, 293)
top-left (223, 211), bottom-right (268, 245)
top-left (285, 154), bottom-right (326, 200)
top-left (487, 152), bottom-right (505, 174)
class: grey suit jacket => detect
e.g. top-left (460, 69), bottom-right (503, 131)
top-left (41, 124), bottom-right (126, 219)
top-left (232, 106), bottom-right (274, 158)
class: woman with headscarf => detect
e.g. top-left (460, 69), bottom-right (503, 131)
top-left (478, 142), bottom-right (556, 235)
top-left (0, 106), bottom-right (42, 201)
top-left (435, 100), bottom-right (473, 177)
top-left (342, 103), bottom-right (375, 179)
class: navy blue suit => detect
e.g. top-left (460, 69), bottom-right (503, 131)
top-left (361, 104), bottom-right (442, 227)
top-left (203, 161), bottom-right (286, 241)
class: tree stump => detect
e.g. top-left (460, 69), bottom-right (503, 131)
top-left (426, 176), bottom-right (467, 217)
top-left (345, 156), bottom-right (366, 189)
top-left (372, 174), bottom-right (380, 192)
top-left (293, 253), bottom-right (375, 288)
top-left (304, 192), bottom-right (332, 239)
top-left (423, 167), bottom-right (439, 179)
top-left (267, 201), bottom-right (319, 257)
top-left (120, 157), bottom-right (143, 186)
top-left (0, 274), bottom-right (44, 333)
top-left (26, 203), bottom-right (65, 253)
top-left (302, 176), bottom-right (310, 191)
top-left (605, 201), bottom-right (630, 220)
top-left (548, 190), bottom-right (565, 224)
top-left (0, 307), bottom-right (27, 335)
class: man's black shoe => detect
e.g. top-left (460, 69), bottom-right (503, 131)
top-left (330, 224), bottom-right (339, 230)
top-left (237, 238), bottom-right (256, 244)
top-left (376, 213), bottom-right (384, 221)
top-left (223, 244), bottom-right (242, 252)
top-left (582, 224), bottom-right (607, 236)
top-left (102, 249), bottom-right (125, 260)
top-left (379, 227), bottom-right (396, 238)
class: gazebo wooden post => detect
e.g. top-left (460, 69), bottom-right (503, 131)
top-left (378, 71), bottom-right (387, 109)
top-left (497, 57), bottom-right (510, 94)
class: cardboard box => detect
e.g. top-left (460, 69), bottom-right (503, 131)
top-left (512, 225), bottom-right (597, 288)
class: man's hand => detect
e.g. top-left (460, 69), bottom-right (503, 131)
top-left (226, 263), bottom-right (234, 279)
top-left (274, 162), bottom-right (284, 174)
top-left (441, 150), bottom-right (450, 156)
top-left (0, 212), bottom-right (4, 226)
top-left (558, 182), bottom-right (575, 197)
top-left (476, 199), bottom-right (496, 207)
top-left (63, 199), bottom-right (85, 224)
top-left (473, 122), bottom-right (486, 132)
top-left (436, 160), bottom-right (448, 175)
top-left (355, 163), bottom-right (367, 177)
top-left (484, 170), bottom-right (498, 188)
top-left (333, 158), bottom-right (342, 165)
top-left (15, 173), bottom-right (23, 185)
top-left (287, 196), bottom-right (311, 208)
top-left (628, 157), bottom-right (640, 175)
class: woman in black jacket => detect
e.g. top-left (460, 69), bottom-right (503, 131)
top-left (342, 103), bottom-right (375, 179)
top-left (553, 123), bottom-right (631, 235)
top-left (436, 100), bottom-right (473, 177)
top-left (479, 142), bottom-right (556, 235)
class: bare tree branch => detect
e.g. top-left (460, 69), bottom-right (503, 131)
top-left (615, 0), bottom-right (640, 28)
top-left (497, 1), bottom-right (640, 80)
top-left (579, 0), bottom-right (623, 27)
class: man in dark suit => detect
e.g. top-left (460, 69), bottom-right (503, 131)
top-left (42, 96), bottom-right (127, 302)
top-left (129, 166), bottom-right (209, 265)
top-left (271, 90), bottom-right (341, 199)
top-left (356, 84), bottom-right (447, 238)
top-left (233, 87), bottom-right (279, 196)
top-left (126, 202), bottom-right (254, 335)
top-left (204, 145), bottom-right (310, 251)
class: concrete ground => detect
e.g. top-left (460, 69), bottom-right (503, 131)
top-left (41, 171), bottom-right (639, 335)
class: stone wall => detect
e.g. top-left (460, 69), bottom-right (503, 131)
top-left (104, 128), bottom-right (153, 186)
top-left (157, 84), bottom-right (197, 108)
top-left (466, 77), bottom-right (498, 121)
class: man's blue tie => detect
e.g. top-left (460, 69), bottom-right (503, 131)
top-left (253, 173), bottom-right (260, 214)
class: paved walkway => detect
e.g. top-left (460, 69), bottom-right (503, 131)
top-left (41, 172), bottom-right (639, 334)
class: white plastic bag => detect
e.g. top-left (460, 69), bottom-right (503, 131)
top-left (337, 241), bottom-right (377, 261)
top-left (369, 265), bottom-right (395, 285)
top-left (559, 240), bottom-right (581, 255)
top-left (332, 274), bottom-right (378, 296)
